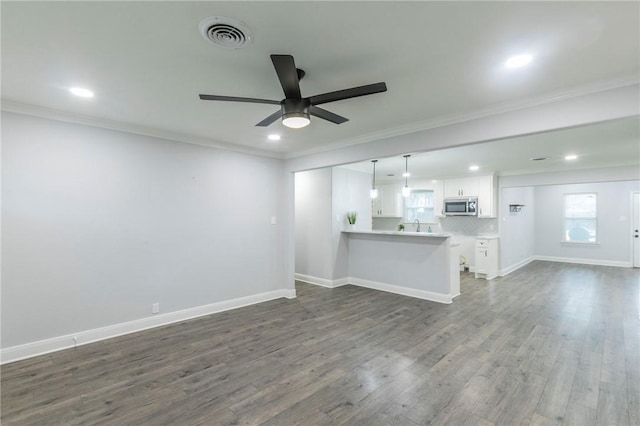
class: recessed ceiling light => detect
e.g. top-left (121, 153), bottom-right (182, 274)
top-left (565, 154), bottom-right (578, 160)
top-left (431, 180), bottom-right (438, 183)
top-left (69, 87), bottom-right (94, 98)
top-left (505, 54), bottom-right (533, 69)
top-left (267, 134), bottom-right (281, 141)
top-left (469, 165), bottom-right (479, 171)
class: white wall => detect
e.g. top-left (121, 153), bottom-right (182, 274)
top-left (331, 168), bottom-right (372, 279)
top-left (535, 180), bottom-right (640, 266)
top-left (499, 186), bottom-right (536, 273)
top-left (2, 112), bottom-right (285, 350)
top-left (294, 169), bottom-right (333, 280)
top-left (294, 167), bottom-right (372, 282)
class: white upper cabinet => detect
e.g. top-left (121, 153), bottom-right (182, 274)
top-left (372, 184), bottom-right (402, 217)
top-left (444, 177), bottom-right (479, 198)
top-left (476, 174), bottom-right (497, 218)
top-left (442, 174), bottom-right (496, 217)
top-left (434, 180), bottom-right (445, 217)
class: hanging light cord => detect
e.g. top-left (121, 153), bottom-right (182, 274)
top-left (404, 155), bottom-right (409, 187)
top-left (371, 160), bottom-right (377, 189)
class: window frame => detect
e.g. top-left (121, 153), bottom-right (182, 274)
top-left (403, 189), bottom-right (436, 224)
top-left (562, 192), bottom-right (598, 245)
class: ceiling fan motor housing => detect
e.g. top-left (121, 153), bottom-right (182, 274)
top-left (282, 98), bottom-right (310, 120)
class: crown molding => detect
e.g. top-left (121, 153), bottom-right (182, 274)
top-left (3, 75), bottom-right (638, 162)
top-left (0, 100), bottom-right (285, 160)
top-left (283, 76), bottom-right (640, 159)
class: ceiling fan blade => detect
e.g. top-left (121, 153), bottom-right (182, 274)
top-left (270, 55), bottom-right (302, 99)
top-left (199, 94), bottom-right (280, 105)
top-left (255, 110), bottom-right (282, 127)
top-left (309, 105), bottom-right (348, 124)
top-left (308, 82), bottom-right (387, 106)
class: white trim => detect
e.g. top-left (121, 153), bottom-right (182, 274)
top-left (534, 255), bottom-right (631, 268)
top-left (632, 192), bottom-right (640, 268)
top-left (295, 274), bottom-right (453, 303)
top-left (284, 78), bottom-right (640, 159)
top-left (349, 277), bottom-right (453, 304)
top-left (1, 289), bottom-right (293, 365)
top-left (499, 256), bottom-right (536, 277)
top-left (1, 102), bottom-right (282, 159)
top-left (294, 273), bottom-right (349, 288)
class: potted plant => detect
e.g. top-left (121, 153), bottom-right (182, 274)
top-left (397, 224), bottom-right (405, 231)
top-left (346, 211), bottom-right (357, 227)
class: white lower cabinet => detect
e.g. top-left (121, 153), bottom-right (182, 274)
top-left (475, 237), bottom-right (499, 280)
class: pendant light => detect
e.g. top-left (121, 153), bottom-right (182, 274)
top-left (370, 160), bottom-right (378, 199)
top-left (402, 154), bottom-right (411, 197)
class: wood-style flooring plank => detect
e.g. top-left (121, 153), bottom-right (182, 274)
top-left (1, 261), bottom-right (638, 425)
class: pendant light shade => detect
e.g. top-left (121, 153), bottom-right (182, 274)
top-left (402, 155), bottom-right (411, 197)
top-left (370, 160), bottom-right (378, 199)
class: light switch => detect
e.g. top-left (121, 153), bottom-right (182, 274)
top-left (270, 216), bottom-right (277, 225)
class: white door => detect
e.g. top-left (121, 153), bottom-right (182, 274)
top-left (634, 193), bottom-right (640, 267)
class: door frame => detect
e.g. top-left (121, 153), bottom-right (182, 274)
top-left (632, 192), bottom-right (640, 268)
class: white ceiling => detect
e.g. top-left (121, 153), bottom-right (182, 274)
top-left (340, 116), bottom-right (640, 182)
top-left (1, 2), bottom-right (639, 158)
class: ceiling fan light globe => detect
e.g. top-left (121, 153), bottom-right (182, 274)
top-left (282, 114), bottom-right (310, 129)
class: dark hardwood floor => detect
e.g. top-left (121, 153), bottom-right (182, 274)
top-left (2, 261), bottom-right (639, 425)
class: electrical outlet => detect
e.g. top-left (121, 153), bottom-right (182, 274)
top-left (270, 216), bottom-right (277, 225)
top-left (152, 303), bottom-right (160, 314)
top-left (73, 336), bottom-right (78, 346)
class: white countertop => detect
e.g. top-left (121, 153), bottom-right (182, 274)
top-left (343, 230), bottom-right (452, 238)
top-left (475, 235), bottom-right (500, 240)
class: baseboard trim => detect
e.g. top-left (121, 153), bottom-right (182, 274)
top-left (349, 277), bottom-right (453, 304)
top-left (296, 273), bottom-right (453, 304)
top-left (1, 289), bottom-right (294, 365)
top-left (499, 256), bottom-right (536, 277)
top-left (534, 256), bottom-right (632, 268)
top-left (295, 273), bottom-right (349, 288)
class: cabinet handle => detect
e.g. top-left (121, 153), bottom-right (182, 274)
top-left (479, 208), bottom-right (482, 215)
top-left (485, 250), bottom-right (488, 257)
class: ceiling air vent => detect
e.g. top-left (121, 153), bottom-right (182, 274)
top-left (199, 17), bottom-right (252, 49)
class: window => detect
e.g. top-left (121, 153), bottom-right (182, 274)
top-left (564, 193), bottom-right (597, 243)
top-left (404, 190), bottom-right (435, 223)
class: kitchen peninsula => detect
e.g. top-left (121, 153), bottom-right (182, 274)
top-left (343, 231), bottom-right (460, 304)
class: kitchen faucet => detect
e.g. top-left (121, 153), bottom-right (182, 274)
top-left (414, 219), bottom-right (421, 232)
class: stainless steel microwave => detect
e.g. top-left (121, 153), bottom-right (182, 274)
top-left (444, 197), bottom-right (478, 216)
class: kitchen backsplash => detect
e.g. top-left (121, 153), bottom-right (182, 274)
top-left (372, 216), bottom-right (498, 235)
top-left (372, 217), bottom-right (403, 231)
top-left (438, 216), bottom-right (498, 236)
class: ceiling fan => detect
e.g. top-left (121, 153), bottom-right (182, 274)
top-left (199, 54), bottom-right (387, 129)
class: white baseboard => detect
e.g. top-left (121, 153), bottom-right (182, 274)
top-left (296, 273), bottom-right (453, 304)
top-left (349, 277), bottom-right (453, 304)
top-left (534, 256), bottom-right (632, 268)
top-left (1, 289), bottom-right (294, 365)
top-left (295, 273), bottom-right (349, 288)
top-left (499, 256), bottom-right (536, 277)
